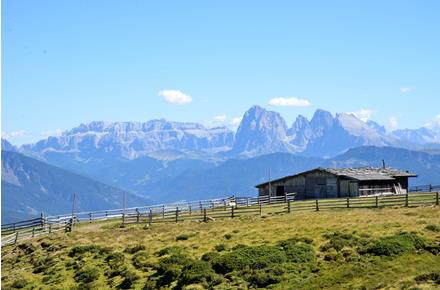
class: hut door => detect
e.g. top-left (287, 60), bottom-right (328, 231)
top-left (349, 182), bottom-right (358, 197)
top-left (276, 186), bottom-right (285, 196)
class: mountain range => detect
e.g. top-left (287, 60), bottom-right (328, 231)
top-left (3, 105), bottom-right (440, 222)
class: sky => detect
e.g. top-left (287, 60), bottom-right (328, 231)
top-left (2, 0), bottom-right (440, 145)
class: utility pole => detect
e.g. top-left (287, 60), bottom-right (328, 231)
top-left (268, 169), bottom-right (272, 197)
top-left (71, 193), bottom-right (76, 223)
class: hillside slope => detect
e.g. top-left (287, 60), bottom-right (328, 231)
top-left (2, 206), bottom-right (439, 289)
top-left (1, 151), bottom-right (149, 223)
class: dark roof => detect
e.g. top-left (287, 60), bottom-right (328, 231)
top-left (255, 167), bottom-right (417, 188)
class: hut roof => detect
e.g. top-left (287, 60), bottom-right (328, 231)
top-left (255, 167), bottom-right (417, 188)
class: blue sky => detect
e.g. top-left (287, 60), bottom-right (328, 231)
top-left (2, 0), bottom-right (440, 145)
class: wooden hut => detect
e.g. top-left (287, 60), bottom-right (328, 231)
top-left (255, 167), bottom-right (417, 200)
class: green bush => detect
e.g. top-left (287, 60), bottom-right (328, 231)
top-left (361, 232), bottom-right (425, 256)
top-left (414, 272), bottom-right (440, 284)
top-left (224, 233), bottom-right (233, 240)
top-left (32, 255), bottom-right (56, 274)
top-left (156, 246), bottom-right (185, 257)
top-left (320, 231), bottom-right (360, 252)
top-left (132, 251), bottom-right (150, 270)
top-left (176, 234), bottom-right (191, 241)
top-left (105, 252), bottom-right (126, 269)
top-left (212, 245), bottom-right (287, 274)
top-left (118, 271), bottom-right (140, 289)
top-left (177, 260), bottom-right (217, 287)
top-left (156, 263), bottom-right (182, 287)
top-left (277, 239), bottom-right (316, 263)
top-left (75, 266), bottom-right (100, 283)
top-left (215, 244), bottom-right (227, 252)
top-left (425, 224), bottom-right (440, 232)
top-left (17, 242), bottom-right (37, 255)
top-left (11, 279), bottom-right (28, 289)
top-left (201, 251), bottom-right (220, 262)
top-left (69, 244), bottom-right (111, 257)
top-left (124, 244), bottom-right (145, 254)
top-left (248, 267), bottom-right (283, 288)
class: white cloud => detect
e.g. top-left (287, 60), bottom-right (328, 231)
top-left (425, 114), bottom-right (440, 128)
top-left (158, 89), bottom-right (192, 105)
top-left (349, 108), bottom-right (374, 122)
top-left (1, 130), bottom-right (25, 140)
top-left (231, 117), bottom-right (242, 126)
top-left (388, 117), bottom-right (398, 130)
top-left (268, 97), bottom-right (311, 107)
top-left (42, 129), bottom-right (63, 138)
top-left (212, 115), bottom-right (227, 123)
top-left (400, 87), bottom-right (412, 93)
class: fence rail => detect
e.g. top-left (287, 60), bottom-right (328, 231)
top-left (2, 188), bottom-right (439, 247)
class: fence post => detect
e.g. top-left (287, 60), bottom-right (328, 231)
top-left (375, 196), bottom-right (379, 208)
top-left (257, 196), bottom-right (260, 206)
top-left (246, 198), bottom-right (250, 207)
top-left (287, 200), bottom-right (291, 213)
top-left (436, 191), bottom-right (439, 206)
top-left (162, 205), bottom-right (165, 219)
top-left (149, 209), bottom-right (153, 226)
top-left (14, 232), bottom-right (18, 244)
top-left (429, 184), bottom-right (432, 192)
top-left (175, 207), bottom-right (179, 223)
top-left (189, 204), bottom-right (192, 214)
top-left (122, 212), bottom-right (125, 227)
top-left (315, 200), bottom-right (319, 211)
top-left (136, 208), bottom-right (140, 223)
top-left (49, 224), bottom-right (52, 233)
top-left (32, 227), bottom-right (35, 237)
top-left (284, 192), bottom-right (287, 203)
top-left (199, 201), bottom-right (203, 213)
top-left (405, 193), bottom-right (409, 207)
top-left (269, 195), bottom-right (272, 204)
top-left (89, 213), bottom-right (92, 223)
top-left (105, 210), bottom-right (108, 217)
top-left (231, 207), bottom-right (235, 218)
top-left (203, 209), bottom-right (207, 222)
top-left (346, 198), bottom-right (350, 208)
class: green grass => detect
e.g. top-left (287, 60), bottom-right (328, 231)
top-left (1, 205), bottom-right (440, 289)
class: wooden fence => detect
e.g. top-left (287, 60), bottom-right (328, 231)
top-left (2, 190), bottom-right (439, 247)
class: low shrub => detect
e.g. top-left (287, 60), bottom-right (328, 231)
top-left (201, 251), bottom-right (220, 262)
top-left (248, 267), bottom-right (284, 288)
top-left (425, 224), bottom-right (440, 232)
top-left (75, 266), bottom-right (100, 283)
top-left (361, 232), bottom-right (425, 256)
top-left (224, 233), bottom-right (233, 240)
top-left (118, 271), bottom-right (140, 289)
top-left (212, 245), bottom-right (287, 274)
top-left (105, 252), bottom-right (126, 270)
top-left (156, 246), bottom-right (185, 257)
top-left (277, 239), bottom-right (316, 263)
top-left (176, 234), bottom-right (191, 241)
top-left (11, 279), bottom-right (28, 289)
top-left (132, 251), bottom-right (150, 270)
top-left (177, 260), bottom-right (218, 288)
top-left (414, 272), bottom-right (440, 284)
top-left (124, 244), bottom-right (145, 254)
top-left (17, 242), bottom-right (37, 255)
top-left (32, 255), bottom-right (56, 274)
top-left (320, 231), bottom-right (361, 252)
top-left (215, 244), bottom-right (227, 252)
top-left (69, 244), bottom-right (111, 258)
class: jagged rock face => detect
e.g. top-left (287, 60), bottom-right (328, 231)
top-left (392, 127), bottom-right (440, 144)
top-left (1, 139), bottom-right (17, 152)
top-left (22, 120), bottom-right (235, 160)
top-left (231, 106), bottom-right (293, 156)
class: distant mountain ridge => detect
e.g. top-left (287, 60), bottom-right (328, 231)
top-left (1, 150), bottom-right (149, 223)
top-left (14, 106), bottom-right (440, 165)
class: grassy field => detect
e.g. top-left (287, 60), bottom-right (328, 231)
top-left (1, 205), bottom-right (440, 289)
